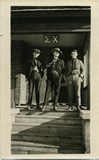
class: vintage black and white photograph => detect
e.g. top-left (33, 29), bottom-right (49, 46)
top-left (11, 6), bottom-right (90, 154)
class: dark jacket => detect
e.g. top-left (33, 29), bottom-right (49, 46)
top-left (66, 59), bottom-right (84, 78)
top-left (27, 58), bottom-right (44, 80)
top-left (47, 59), bottom-right (65, 82)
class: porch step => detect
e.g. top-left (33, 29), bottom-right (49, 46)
top-left (12, 128), bottom-right (82, 138)
top-left (12, 122), bottom-right (82, 135)
top-left (12, 134), bottom-right (82, 146)
top-left (11, 109), bottom-right (84, 154)
top-left (19, 108), bottom-right (79, 117)
top-left (11, 141), bottom-right (59, 154)
top-left (11, 141), bottom-right (84, 154)
top-left (15, 115), bottom-right (81, 125)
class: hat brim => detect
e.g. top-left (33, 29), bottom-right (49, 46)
top-left (33, 49), bottom-right (41, 54)
top-left (51, 49), bottom-right (62, 55)
top-left (33, 51), bottom-right (40, 54)
top-left (35, 52), bottom-right (40, 54)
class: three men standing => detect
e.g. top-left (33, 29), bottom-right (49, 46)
top-left (27, 48), bottom-right (84, 111)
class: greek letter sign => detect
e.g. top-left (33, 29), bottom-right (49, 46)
top-left (44, 35), bottom-right (59, 44)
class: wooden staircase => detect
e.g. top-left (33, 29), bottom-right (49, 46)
top-left (11, 106), bottom-right (85, 154)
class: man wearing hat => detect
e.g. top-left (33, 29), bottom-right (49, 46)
top-left (42, 48), bottom-right (65, 112)
top-left (65, 49), bottom-right (84, 110)
top-left (27, 49), bottom-right (44, 110)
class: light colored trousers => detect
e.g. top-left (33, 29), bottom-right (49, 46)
top-left (67, 75), bottom-right (82, 106)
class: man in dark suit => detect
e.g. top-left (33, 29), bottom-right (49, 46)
top-left (27, 49), bottom-right (44, 110)
top-left (42, 48), bottom-right (65, 112)
top-left (65, 49), bottom-right (84, 110)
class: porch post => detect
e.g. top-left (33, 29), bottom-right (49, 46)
top-left (79, 110), bottom-right (90, 153)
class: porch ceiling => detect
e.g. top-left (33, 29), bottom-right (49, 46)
top-left (11, 6), bottom-right (90, 48)
top-left (11, 6), bottom-right (91, 34)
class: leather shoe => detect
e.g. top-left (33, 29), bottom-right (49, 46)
top-left (28, 105), bottom-right (32, 110)
top-left (42, 105), bottom-right (46, 112)
top-left (53, 106), bottom-right (58, 111)
top-left (36, 105), bottom-right (41, 110)
top-left (68, 106), bottom-right (73, 111)
top-left (77, 106), bottom-right (81, 110)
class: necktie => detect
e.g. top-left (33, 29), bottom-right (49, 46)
top-left (53, 59), bottom-right (57, 68)
top-left (35, 59), bottom-right (37, 65)
top-left (72, 59), bottom-right (76, 70)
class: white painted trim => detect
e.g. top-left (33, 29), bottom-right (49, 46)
top-left (79, 110), bottom-right (90, 119)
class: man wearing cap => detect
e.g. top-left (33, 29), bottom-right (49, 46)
top-left (42, 48), bottom-right (65, 112)
top-left (65, 49), bottom-right (84, 110)
top-left (27, 49), bottom-right (44, 110)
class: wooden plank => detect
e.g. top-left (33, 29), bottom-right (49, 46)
top-left (19, 110), bottom-right (79, 117)
top-left (11, 150), bottom-right (28, 154)
top-left (11, 141), bottom-right (59, 148)
top-left (15, 117), bottom-right (81, 125)
top-left (11, 28), bottom-right (90, 34)
top-left (12, 130), bottom-right (82, 138)
top-left (11, 7), bottom-right (90, 19)
top-left (12, 145), bottom-right (58, 154)
top-left (11, 135), bottom-right (83, 145)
